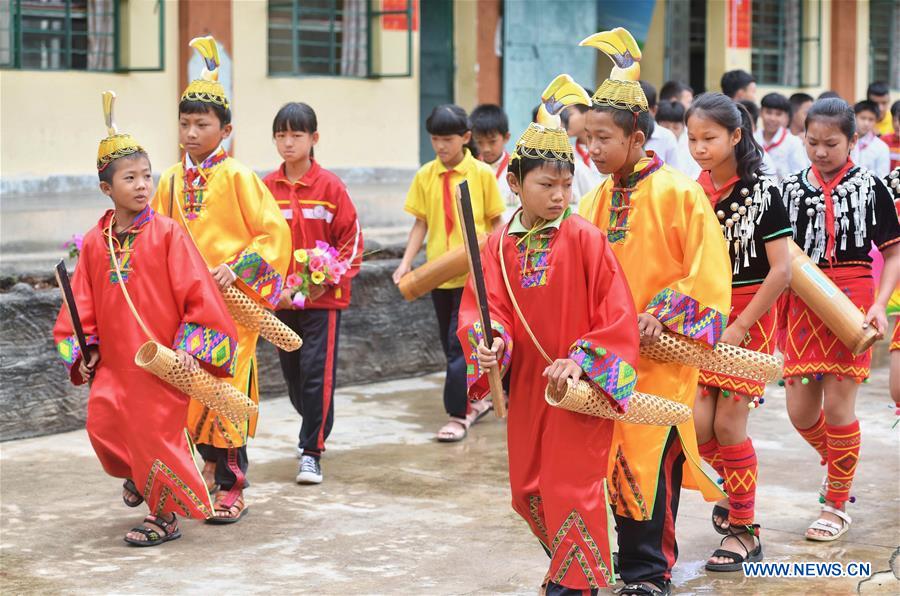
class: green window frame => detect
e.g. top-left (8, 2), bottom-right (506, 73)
top-left (0, 0), bottom-right (165, 72)
top-left (751, 0), bottom-right (802, 86)
top-left (267, 0), bottom-right (413, 78)
top-left (751, 0), bottom-right (821, 88)
top-left (869, 0), bottom-right (900, 89)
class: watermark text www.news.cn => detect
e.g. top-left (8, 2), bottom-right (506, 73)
top-left (743, 561), bottom-right (872, 578)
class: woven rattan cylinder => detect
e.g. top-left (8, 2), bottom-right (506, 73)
top-left (135, 341), bottom-right (257, 426)
top-left (222, 286), bottom-right (302, 352)
top-left (640, 333), bottom-right (781, 383)
top-left (788, 242), bottom-right (877, 355)
top-left (545, 379), bottom-right (691, 426)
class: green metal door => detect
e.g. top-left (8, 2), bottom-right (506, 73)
top-left (418, 0), bottom-right (455, 164)
top-left (503, 0), bottom-right (597, 150)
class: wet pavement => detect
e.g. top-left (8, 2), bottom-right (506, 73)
top-left (1, 370), bottom-right (898, 594)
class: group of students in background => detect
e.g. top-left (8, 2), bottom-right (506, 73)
top-left (52, 30), bottom-right (899, 596)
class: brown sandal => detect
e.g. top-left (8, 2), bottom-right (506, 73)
top-left (207, 489), bottom-right (247, 524)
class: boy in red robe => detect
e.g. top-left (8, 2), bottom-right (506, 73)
top-left (53, 92), bottom-right (238, 546)
top-left (458, 75), bottom-right (639, 595)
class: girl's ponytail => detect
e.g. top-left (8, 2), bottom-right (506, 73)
top-left (733, 102), bottom-right (765, 183)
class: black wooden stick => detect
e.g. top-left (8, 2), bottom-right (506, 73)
top-left (456, 181), bottom-right (507, 418)
top-left (54, 260), bottom-right (92, 385)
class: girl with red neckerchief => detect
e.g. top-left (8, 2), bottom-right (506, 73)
top-left (686, 93), bottom-right (793, 573)
top-left (781, 98), bottom-right (900, 543)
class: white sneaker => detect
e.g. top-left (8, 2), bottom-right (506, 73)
top-left (296, 455), bottom-right (323, 484)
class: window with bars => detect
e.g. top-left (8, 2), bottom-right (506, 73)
top-left (0, 0), bottom-right (164, 71)
top-left (751, 0), bottom-right (801, 86)
top-left (869, 0), bottom-right (900, 90)
top-left (1, 0), bottom-right (114, 70)
top-left (267, 0), bottom-right (413, 78)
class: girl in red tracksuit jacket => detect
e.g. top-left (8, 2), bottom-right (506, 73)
top-left (264, 102), bottom-right (363, 485)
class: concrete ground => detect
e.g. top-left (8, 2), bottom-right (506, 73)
top-left (1, 370), bottom-right (898, 595)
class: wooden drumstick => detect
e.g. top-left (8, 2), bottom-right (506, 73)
top-left (456, 181), bottom-right (507, 419)
top-left (54, 260), bottom-right (93, 387)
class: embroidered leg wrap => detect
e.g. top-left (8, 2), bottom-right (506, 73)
top-left (825, 420), bottom-right (860, 506)
top-left (221, 448), bottom-right (246, 509)
top-left (720, 438), bottom-right (757, 527)
top-left (698, 438), bottom-right (725, 480)
top-left (794, 410), bottom-right (828, 465)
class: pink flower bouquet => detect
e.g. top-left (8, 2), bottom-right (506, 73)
top-left (63, 234), bottom-right (84, 259)
top-left (286, 241), bottom-right (350, 308)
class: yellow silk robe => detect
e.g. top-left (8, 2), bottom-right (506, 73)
top-left (152, 149), bottom-right (291, 449)
top-left (579, 156), bottom-right (731, 520)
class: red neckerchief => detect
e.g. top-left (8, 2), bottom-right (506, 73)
top-left (697, 171), bottom-right (741, 206)
top-left (492, 152), bottom-right (510, 179)
top-left (575, 142), bottom-right (591, 166)
top-left (810, 159), bottom-right (855, 264)
top-left (440, 169), bottom-right (457, 249)
top-left (764, 128), bottom-right (788, 151)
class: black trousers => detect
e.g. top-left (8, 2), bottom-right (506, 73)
top-left (197, 444), bottom-right (248, 491)
top-left (430, 288), bottom-right (468, 418)
top-left (614, 429), bottom-right (685, 587)
top-left (276, 309), bottom-right (340, 457)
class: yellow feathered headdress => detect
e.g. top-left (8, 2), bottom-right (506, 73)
top-left (96, 91), bottom-right (144, 171)
top-left (181, 35), bottom-right (229, 110)
top-left (581, 27), bottom-right (648, 113)
top-left (510, 74), bottom-right (591, 164)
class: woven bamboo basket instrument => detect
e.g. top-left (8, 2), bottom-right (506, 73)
top-left (399, 235), bottom-right (487, 301)
top-left (788, 242), bottom-right (877, 355)
top-left (222, 286), bottom-right (302, 352)
top-left (135, 341), bottom-right (257, 426)
top-left (640, 332), bottom-right (782, 383)
top-left (545, 379), bottom-right (692, 425)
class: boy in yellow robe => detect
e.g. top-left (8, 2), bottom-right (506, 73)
top-left (577, 29), bottom-right (731, 595)
top-left (151, 36), bottom-right (290, 523)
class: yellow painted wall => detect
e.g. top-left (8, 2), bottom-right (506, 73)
top-left (854, 0), bottom-right (869, 102)
top-left (0, 2), bottom-right (180, 179)
top-left (705, 0), bottom-right (728, 93)
top-left (454, 0), bottom-right (478, 112)
top-left (230, 0), bottom-right (420, 172)
top-left (641, 1), bottom-right (666, 89)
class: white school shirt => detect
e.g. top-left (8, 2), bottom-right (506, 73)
top-left (644, 123), bottom-right (679, 167)
top-left (486, 151), bottom-right (519, 222)
top-left (674, 130), bottom-right (701, 179)
top-left (754, 127), bottom-right (809, 181)
top-left (571, 140), bottom-right (606, 209)
top-left (850, 132), bottom-right (891, 177)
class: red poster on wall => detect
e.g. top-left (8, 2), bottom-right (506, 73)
top-left (728, 0), bottom-right (751, 48)
top-left (382, 0), bottom-right (418, 31)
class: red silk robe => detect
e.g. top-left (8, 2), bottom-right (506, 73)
top-left (53, 207), bottom-right (238, 519)
top-left (457, 212), bottom-right (639, 590)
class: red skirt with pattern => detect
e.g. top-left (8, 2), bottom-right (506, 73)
top-left (891, 318), bottom-right (900, 352)
top-left (699, 284), bottom-right (776, 397)
top-left (783, 266), bottom-right (873, 381)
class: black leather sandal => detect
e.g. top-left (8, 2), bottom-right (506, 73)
top-left (123, 513), bottom-right (181, 547)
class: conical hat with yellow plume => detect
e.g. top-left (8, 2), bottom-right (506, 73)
top-left (581, 27), bottom-right (648, 113)
top-left (510, 74), bottom-right (591, 164)
top-left (181, 35), bottom-right (229, 109)
top-left (97, 91), bottom-right (144, 171)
